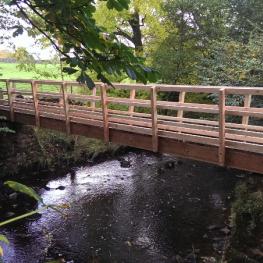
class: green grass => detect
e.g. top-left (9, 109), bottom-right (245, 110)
top-left (0, 62), bottom-right (65, 80)
top-left (0, 62), bottom-right (76, 93)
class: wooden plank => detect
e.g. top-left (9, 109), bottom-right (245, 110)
top-left (226, 105), bottom-right (263, 118)
top-left (4, 107), bottom-right (263, 174)
top-left (37, 92), bottom-right (62, 99)
top-left (177, 91), bottom-right (186, 118)
top-left (159, 130), bottom-right (219, 146)
top-left (157, 101), bottom-right (219, 114)
top-left (68, 94), bottom-right (101, 102)
top-left (110, 122), bottom-right (152, 135)
top-left (107, 97), bottom-right (151, 108)
top-left (31, 81), bottom-right (40, 127)
top-left (128, 88), bottom-right (136, 115)
top-left (242, 94), bottom-right (252, 126)
top-left (226, 140), bottom-right (263, 154)
top-left (218, 88), bottom-right (226, 166)
top-left (7, 80), bottom-right (15, 122)
top-left (91, 87), bottom-right (97, 111)
top-left (151, 86), bottom-right (158, 152)
top-left (61, 82), bottom-right (71, 135)
top-left (100, 84), bottom-right (109, 143)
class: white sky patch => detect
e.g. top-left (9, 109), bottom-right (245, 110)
top-left (1, 31), bottom-right (56, 60)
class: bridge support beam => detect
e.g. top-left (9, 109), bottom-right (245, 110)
top-left (100, 84), bottom-right (109, 143)
top-left (6, 80), bottom-right (14, 122)
top-left (31, 81), bottom-right (40, 128)
top-left (218, 88), bottom-right (226, 166)
top-left (151, 86), bottom-right (158, 152)
top-left (61, 82), bottom-right (70, 135)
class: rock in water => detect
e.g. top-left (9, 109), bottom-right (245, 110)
top-left (57, 186), bottom-right (66, 190)
top-left (118, 158), bottom-right (131, 168)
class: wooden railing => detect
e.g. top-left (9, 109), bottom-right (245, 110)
top-left (0, 79), bottom-right (263, 173)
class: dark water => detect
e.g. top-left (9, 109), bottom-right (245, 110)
top-left (1, 152), bottom-right (239, 263)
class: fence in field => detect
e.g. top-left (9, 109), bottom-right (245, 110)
top-left (0, 78), bottom-right (263, 174)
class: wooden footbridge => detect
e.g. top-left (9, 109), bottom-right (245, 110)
top-left (0, 79), bottom-right (263, 174)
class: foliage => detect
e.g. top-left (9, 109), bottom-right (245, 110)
top-left (229, 0), bottom-right (263, 43)
top-left (5, 0), bottom-right (158, 87)
top-left (4, 181), bottom-right (43, 203)
top-left (231, 183), bottom-right (263, 245)
top-left (199, 36), bottom-right (263, 88)
top-left (149, 0), bottom-right (229, 85)
top-left (94, 0), bottom-right (164, 53)
top-left (0, 116), bottom-right (15, 134)
top-left (13, 47), bottom-right (64, 79)
top-left (0, 180), bottom-right (66, 258)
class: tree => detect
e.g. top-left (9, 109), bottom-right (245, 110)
top-left (229, 0), bottom-right (263, 43)
top-left (94, 0), bottom-right (164, 54)
top-left (149, 0), bottom-right (229, 85)
top-left (3, 0), bottom-right (157, 88)
top-left (199, 36), bottom-right (263, 88)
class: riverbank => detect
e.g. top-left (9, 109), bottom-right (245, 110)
top-left (0, 124), bottom-right (262, 262)
top-left (0, 123), bottom-right (128, 222)
top-left (0, 123), bottom-right (128, 180)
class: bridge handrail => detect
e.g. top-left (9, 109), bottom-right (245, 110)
top-left (0, 78), bottom-right (262, 168)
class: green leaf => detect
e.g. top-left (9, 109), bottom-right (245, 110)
top-left (126, 67), bottom-right (137, 80)
top-left (77, 72), bottom-right (95, 89)
top-left (4, 181), bottom-right (43, 204)
top-left (62, 67), bottom-right (78, 75)
top-left (12, 26), bottom-right (23, 37)
top-left (0, 235), bottom-right (9, 245)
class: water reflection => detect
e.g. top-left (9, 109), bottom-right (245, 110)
top-left (2, 152), bottom-right (238, 263)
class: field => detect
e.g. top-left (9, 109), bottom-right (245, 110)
top-left (0, 62), bottom-right (79, 93)
top-left (0, 62), bottom-right (67, 80)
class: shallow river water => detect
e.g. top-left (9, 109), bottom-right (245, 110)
top-left (2, 152), bottom-right (239, 263)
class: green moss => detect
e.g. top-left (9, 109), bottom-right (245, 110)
top-left (231, 183), bottom-right (263, 245)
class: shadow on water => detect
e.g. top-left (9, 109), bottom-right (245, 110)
top-left (2, 152), bottom-right (240, 263)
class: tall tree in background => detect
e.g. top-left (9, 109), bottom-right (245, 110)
top-left (150, 0), bottom-right (229, 85)
top-left (229, 0), bottom-right (263, 43)
top-left (94, 0), bottom-right (164, 54)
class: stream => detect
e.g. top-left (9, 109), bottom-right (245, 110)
top-left (1, 152), bottom-right (240, 263)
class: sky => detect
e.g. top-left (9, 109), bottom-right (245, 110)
top-left (1, 30), bottom-right (56, 59)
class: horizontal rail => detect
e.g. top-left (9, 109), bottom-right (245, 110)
top-left (0, 78), bottom-right (262, 173)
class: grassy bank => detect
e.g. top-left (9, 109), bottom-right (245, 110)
top-left (226, 180), bottom-right (263, 262)
top-left (0, 62), bottom-right (65, 79)
top-left (0, 123), bottom-right (124, 179)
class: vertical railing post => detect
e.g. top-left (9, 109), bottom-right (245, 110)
top-left (219, 88), bottom-right (226, 166)
top-left (100, 84), bottom-right (109, 143)
top-left (7, 80), bottom-right (14, 122)
top-left (151, 86), bottom-right (158, 152)
top-left (31, 80), bottom-right (40, 127)
top-left (61, 82), bottom-right (70, 135)
top-left (177, 91), bottom-right (186, 119)
top-left (91, 87), bottom-right (97, 111)
top-left (242, 94), bottom-right (252, 128)
top-left (128, 88), bottom-right (136, 116)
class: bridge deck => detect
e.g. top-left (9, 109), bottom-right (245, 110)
top-left (0, 79), bottom-right (263, 174)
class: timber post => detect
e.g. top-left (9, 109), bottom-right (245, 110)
top-left (61, 82), bottom-right (70, 135)
top-left (218, 88), bottom-right (226, 166)
top-left (151, 86), bottom-right (158, 152)
top-left (31, 80), bottom-right (40, 127)
top-left (100, 83), bottom-right (109, 143)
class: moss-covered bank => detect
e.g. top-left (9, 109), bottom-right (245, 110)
top-left (0, 123), bottom-right (125, 179)
top-left (226, 178), bottom-right (263, 262)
